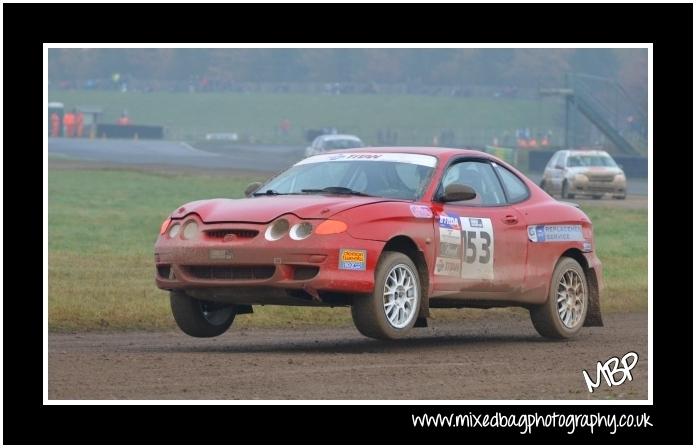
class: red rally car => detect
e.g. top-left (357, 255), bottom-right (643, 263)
top-left (155, 147), bottom-right (604, 340)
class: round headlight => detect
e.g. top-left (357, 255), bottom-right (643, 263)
top-left (289, 222), bottom-right (313, 240)
top-left (574, 173), bottom-right (588, 182)
top-left (182, 220), bottom-right (199, 240)
top-left (168, 223), bottom-right (181, 238)
top-left (265, 218), bottom-right (289, 241)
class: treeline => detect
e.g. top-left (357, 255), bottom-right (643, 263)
top-left (48, 48), bottom-right (647, 97)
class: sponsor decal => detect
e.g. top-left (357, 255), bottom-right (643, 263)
top-left (339, 249), bottom-right (367, 271)
top-left (410, 205), bottom-right (433, 219)
top-left (434, 257), bottom-right (461, 277)
top-left (438, 212), bottom-right (462, 258)
top-left (296, 152), bottom-right (438, 167)
top-left (209, 249), bottom-right (233, 260)
top-left (460, 217), bottom-right (495, 280)
top-left (528, 224), bottom-right (584, 242)
top-left (468, 218), bottom-right (483, 228)
top-left (438, 212), bottom-right (461, 230)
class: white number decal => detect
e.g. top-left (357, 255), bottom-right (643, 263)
top-left (460, 217), bottom-right (494, 280)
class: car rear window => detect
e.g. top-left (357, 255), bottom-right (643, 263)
top-left (494, 164), bottom-right (529, 203)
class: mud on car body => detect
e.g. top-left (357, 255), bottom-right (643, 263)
top-left (155, 147), bottom-right (604, 340)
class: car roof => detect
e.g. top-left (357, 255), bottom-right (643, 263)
top-left (319, 134), bottom-right (363, 141)
top-left (566, 149), bottom-right (610, 156)
top-left (327, 146), bottom-right (488, 159)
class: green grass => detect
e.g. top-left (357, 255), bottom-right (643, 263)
top-left (49, 91), bottom-right (564, 145)
top-left (48, 165), bottom-right (647, 331)
top-left (582, 206), bottom-right (648, 313)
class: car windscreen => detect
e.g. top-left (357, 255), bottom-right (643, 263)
top-left (323, 139), bottom-right (364, 150)
top-left (567, 155), bottom-right (618, 168)
top-left (260, 153), bottom-right (437, 200)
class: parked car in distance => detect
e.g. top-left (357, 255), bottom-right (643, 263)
top-left (540, 149), bottom-right (627, 199)
top-left (305, 134), bottom-right (365, 157)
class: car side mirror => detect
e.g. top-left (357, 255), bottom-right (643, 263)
top-left (555, 164), bottom-right (564, 170)
top-left (440, 183), bottom-right (477, 202)
top-left (244, 181), bottom-right (263, 197)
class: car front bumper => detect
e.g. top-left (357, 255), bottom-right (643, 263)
top-left (154, 220), bottom-right (385, 305)
top-left (568, 177), bottom-right (626, 196)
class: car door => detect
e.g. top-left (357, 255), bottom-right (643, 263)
top-left (431, 159), bottom-right (528, 297)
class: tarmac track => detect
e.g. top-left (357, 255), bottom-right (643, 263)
top-left (48, 138), bottom-right (648, 196)
top-left (48, 138), bottom-right (303, 172)
top-left (49, 312), bottom-right (648, 400)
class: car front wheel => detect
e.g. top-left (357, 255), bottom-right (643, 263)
top-left (351, 251), bottom-right (422, 340)
top-left (170, 291), bottom-right (237, 337)
top-left (529, 257), bottom-right (588, 339)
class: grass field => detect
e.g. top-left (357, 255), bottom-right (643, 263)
top-left (48, 163), bottom-right (648, 332)
top-left (48, 91), bottom-right (564, 146)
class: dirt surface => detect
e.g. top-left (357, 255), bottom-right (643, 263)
top-left (49, 312), bottom-right (647, 400)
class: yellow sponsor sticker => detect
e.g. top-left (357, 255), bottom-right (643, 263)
top-left (339, 249), bottom-right (367, 271)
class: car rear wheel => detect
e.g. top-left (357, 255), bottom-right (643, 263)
top-left (351, 251), bottom-right (421, 340)
top-left (529, 257), bottom-right (588, 339)
top-left (170, 290), bottom-right (237, 337)
top-left (592, 194), bottom-right (603, 199)
top-left (613, 194), bottom-right (626, 200)
top-left (561, 181), bottom-right (575, 199)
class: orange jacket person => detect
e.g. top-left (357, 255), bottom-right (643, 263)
top-left (117, 111), bottom-right (130, 125)
top-left (75, 111), bottom-right (84, 137)
top-left (63, 111), bottom-right (76, 137)
top-left (50, 112), bottom-right (61, 137)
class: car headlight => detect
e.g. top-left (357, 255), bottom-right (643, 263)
top-left (168, 223), bottom-right (181, 238)
top-left (182, 220), bottom-right (199, 240)
top-left (289, 222), bottom-right (313, 240)
top-left (160, 218), bottom-right (172, 235)
top-left (615, 173), bottom-right (626, 182)
top-left (315, 219), bottom-right (347, 235)
top-left (573, 173), bottom-right (589, 182)
top-left (265, 218), bottom-right (289, 241)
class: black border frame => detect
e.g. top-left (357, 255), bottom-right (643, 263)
top-left (3, 2), bottom-right (693, 445)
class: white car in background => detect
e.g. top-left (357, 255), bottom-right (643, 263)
top-left (540, 149), bottom-right (627, 200)
top-left (305, 134), bottom-right (365, 157)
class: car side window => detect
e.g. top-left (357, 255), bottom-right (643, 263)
top-left (494, 164), bottom-right (529, 203)
top-left (547, 152), bottom-right (559, 169)
top-left (558, 153), bottom-right (566, 168)
top-left (441, 160), bottom-right (505, 206)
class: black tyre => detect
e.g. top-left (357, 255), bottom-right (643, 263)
top-left (530, 257), bottom-right (588, 339)
top-left (170, 290), bottom-right (236, 337)
top-left (539, 180), bottom-right (546, 191)
top-left (561, 180), bottom-right (575, 199)
top-left (351, 251), bottom-right (422, 340)
top-left (592, 194), bottom-right (603, 199)
top-left (613, 194), bottom-right (626, 200)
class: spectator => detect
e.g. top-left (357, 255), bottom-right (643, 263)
top-left (528, 136), bottom-right (538, 148)
top-left (75, 110), bottom-right (84, 138)
top-left (63, 109), bottom-right (76, 137)
top-left (50, 112), bottom-right (61, 137)
top-left (117, 110), bottom-right (131, 125)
